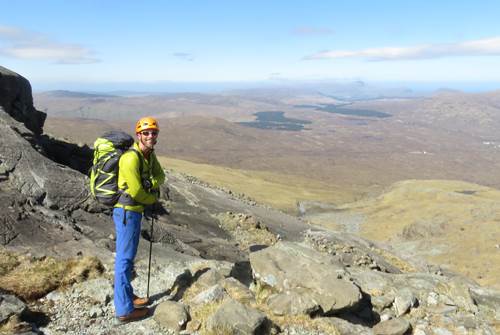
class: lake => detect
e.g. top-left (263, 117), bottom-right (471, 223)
top-left (238, 111), bottom-right (311, 131)
top-left (295, 104), bottom-right (391, 118)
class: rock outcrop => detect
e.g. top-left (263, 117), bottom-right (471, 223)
top-left (0, 295), bottom-right (26, 324)
top-left (0, 66), bottom-right (45, 135)
top-left (0, 70), bottom-right (104, 264)
top-left (250, 241), bottom-right (362, 315)
top-left (206, 299), bottom-right (268, 335)
top-left (0, 110), bottom-right (88, 210)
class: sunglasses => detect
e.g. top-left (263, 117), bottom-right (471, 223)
top-left (141, 130), bottom-right (159, 136)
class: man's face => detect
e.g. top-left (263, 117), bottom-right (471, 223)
top-left (137, 129), bottom-right (159, 150)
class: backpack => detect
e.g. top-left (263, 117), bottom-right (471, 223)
top-left (89, 131), bottom-right (139, 206)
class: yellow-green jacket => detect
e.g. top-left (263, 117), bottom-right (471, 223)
top-left (114, 142), bottom-right (165, 213)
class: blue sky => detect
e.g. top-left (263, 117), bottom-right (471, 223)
top-left (1, 1), bottom-right (500, 91)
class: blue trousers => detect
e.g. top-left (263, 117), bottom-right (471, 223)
top-left (113, 207), bottom-right (142, 317)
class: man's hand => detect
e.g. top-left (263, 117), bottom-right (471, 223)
top-left (142, 179), bottom-right (153, 192)
top-left (143, 204), bottom-right (157, 220)
top-left (153, 201), bottom-right (162, 213)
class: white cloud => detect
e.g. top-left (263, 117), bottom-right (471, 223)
top-left (0, 25), bottom-right (99, 64)
top-left (293, 26), bottom-right (333, 36)
top-left (172, 52), bottom-right (194, 61)
top-left (0, 26), bottom-right (28, 39)
top-left (305, 37), bottom-right (500, 61)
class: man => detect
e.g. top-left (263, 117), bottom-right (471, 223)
top-left (113, 116), bottom-right (165, 322)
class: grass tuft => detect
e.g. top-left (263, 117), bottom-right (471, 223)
top-left (0, 250), bottom-right (21, 276)
top-left (216, 212), bottom-right (278, 251)
top-left (188, 299), bottom-right (225, 335)
top-left (0, 249), bottom-right (104, 301)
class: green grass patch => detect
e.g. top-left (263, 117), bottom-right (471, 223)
top-left (159, 156), bottom-right (347, 212)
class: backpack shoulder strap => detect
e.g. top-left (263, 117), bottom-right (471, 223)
top-left (128, 147), bottom-right (144, 175)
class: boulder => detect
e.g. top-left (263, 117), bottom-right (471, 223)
top-left (190, 284), bottom-right (226, 305)
top-left (267, 290), bottom-right (319, 316)
top-left (373, 318), bottom-right (411, 335)
top-left (393, 288), bottom-right (417, 317)
top-left (249, 241), bottom-right (362, 315)
top-left (0, 294), bottom-right (26, 324)
top-left (371, 295), bottom-right (395, 312)
top-left (194, 268), bottom-right (226, 289)
top-left (205, 299), bottom-right (268, 335)
top-left (318, 316), bottom-right (374, 335)
top-left (350, 268), bottom-right (393, 296)
top-left (220, 277), bottom-right (254, 304)
top-left (153, 300), bottom-right (189, 332)
top-left (188, 259), bottom-right (234, 278)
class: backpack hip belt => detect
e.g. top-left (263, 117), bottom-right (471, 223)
top-left (117, 191), bottom-right (138, 206)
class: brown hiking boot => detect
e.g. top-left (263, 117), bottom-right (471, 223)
top-left (133, 295), bottom-right (149, 308)
top-left (118, 308), bottom-right (149, 323)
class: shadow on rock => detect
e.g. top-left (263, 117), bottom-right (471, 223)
top-left (230, 261), bottom-right (253, 287)
top-left (22, 309), bottom-right (50, 328)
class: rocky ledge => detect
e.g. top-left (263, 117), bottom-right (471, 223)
top-left (3, 230), bottom-right (499, 334)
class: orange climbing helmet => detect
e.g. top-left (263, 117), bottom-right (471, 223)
top-left (135, 116), bottom-right (159, 133)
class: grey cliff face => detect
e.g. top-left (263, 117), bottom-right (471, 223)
top-left (0, 66), bottom-right (46, 135)
top-left (0, 67), bottom-right (105, 255)
top-left (0, 109), bottom-right (89, 210)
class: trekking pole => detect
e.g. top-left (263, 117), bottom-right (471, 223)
top-left (146, 210), bottom-right (154, 299)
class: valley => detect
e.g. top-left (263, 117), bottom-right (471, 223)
top-left (38, 89), bottom-right (500, 197)
top-left (37, 89), bottom-right (500, 289)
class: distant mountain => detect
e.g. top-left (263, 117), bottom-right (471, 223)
top-left (227, 80), bottom-right (419, 101)
top-left (431, 88), bottom-right (464, 95)
top-left (37, 90), bottom-right (118, 98)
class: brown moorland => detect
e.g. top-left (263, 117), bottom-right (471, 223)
top-left (39, 89), bottom-right (500, 198)
top-left (38, 90), bottom-right (500, 287)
